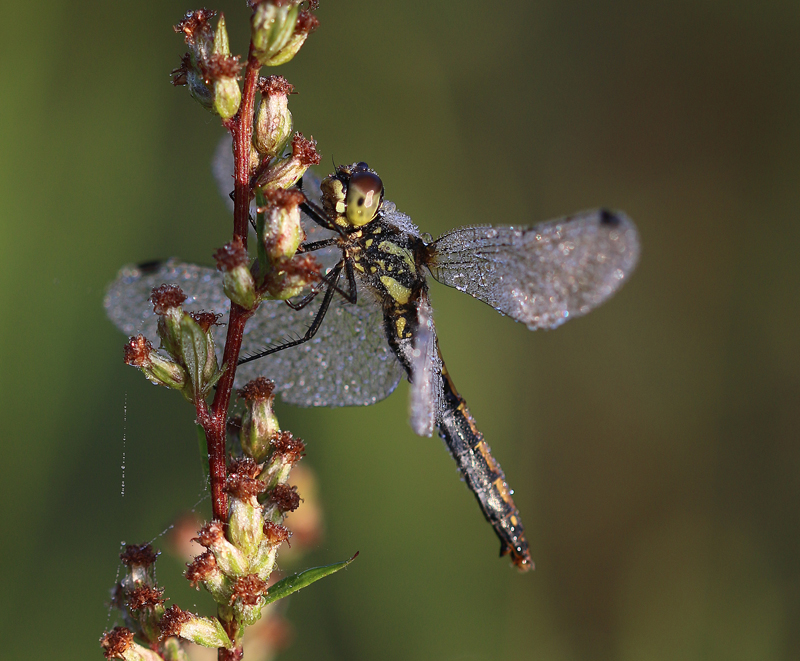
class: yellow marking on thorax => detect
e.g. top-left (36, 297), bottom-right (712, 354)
top-left (353, 262), bottom-right (365, 272)
top-left (379, 276), bottom-right (411, 304)
top-left (395, 316), bottom-right (407, 337)
top-left (378, 240), bottom-right (416, 272)
top-left (365, 238), bottom-right (373, 247)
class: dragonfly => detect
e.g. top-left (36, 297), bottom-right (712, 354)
top-left (105, 162), bottom-right (640, 571)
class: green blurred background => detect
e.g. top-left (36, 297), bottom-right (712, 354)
top-left (2, 1), bottom-right (799, 659)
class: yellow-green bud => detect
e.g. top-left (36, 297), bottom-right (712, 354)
top-left (160, 637), bottom-right (188, 661)
top-left (256, 132), bottom-right (320, 191)
top-left (213, 13), bottom-right (230, 56)
top-left (214, 239), bottom-right (257, 310)
top-left (262, 253), bottom-right (320, 301)
top-left (150, 284), bottom-right (187, 359)
top-left (254, 76), bottom-right (294, 158)
top-left (100, 628), bottom-right (164, 661)
top-left (226, 458), bottom-right (268, 560)
top-left (262, 30), bottom-right (308, 66)
top-left (173, 12), bottom-right (242, 118)
top-left (224, 264), bottom-right (257, 309)
top-left (251, 2), bottom-right (298, 65)
top-left (213, 76), bottom-right (241, 120)
top-left (124, 336), bottom-right (187, 391)
top-left (262, 431), bottom-right (305, 490)
top-left (260, 187), bottom-right (304, 261)
top-left (159, 606), bottom-right (232, 650)
top-left (239, 378), bottom-right (280, 462)
top-left (195, 522), bottom-right (247, 577)
top-left (251, 1), bottom-right (319, 66)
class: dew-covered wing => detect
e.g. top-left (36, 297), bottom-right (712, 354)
top-left (407, 290), bottom-right (444, 438)
top-left (104, 260), bottom-right (403, 407)
top-left (426, 210), bottom-right (640, 330)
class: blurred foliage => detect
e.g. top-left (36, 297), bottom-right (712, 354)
top-left (1, 1), bottom-right (798, 660)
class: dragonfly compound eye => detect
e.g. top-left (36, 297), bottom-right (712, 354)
top-left (345, 170), bottom-right (384, 227)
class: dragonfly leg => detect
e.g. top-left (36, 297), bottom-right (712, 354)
top-left (284, 287), bottom-right (321, 311)
top-left (298, 237), bottom-right (339, 253)
top-left (338, 257), bottom-right (358, 304)
top-left (238, 263), bottom-right (343, 365)
top-left (301, 199), bottom-right (345, 236)
top-left (285, 255), bottom-right (357, 310)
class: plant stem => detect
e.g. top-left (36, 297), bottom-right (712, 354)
top-left (203, 49), bottom-right (262, 523)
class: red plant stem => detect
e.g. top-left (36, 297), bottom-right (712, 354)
top-left (202, 50), bottom-right (262, 523)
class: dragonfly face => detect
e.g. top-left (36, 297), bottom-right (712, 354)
top-left (105, 162), bottom-right (640, 571)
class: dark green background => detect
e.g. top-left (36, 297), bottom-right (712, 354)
top-left (2, 1), bottom-right (799, 659)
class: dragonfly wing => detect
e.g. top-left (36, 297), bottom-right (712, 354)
top-left (408, 290), bottom-right (444, 437)
top-left (426, 210), bottom-right (640, 330)
top-left (238, 284), bottom-right (403, 407)
top-left (104, 260), bottom-right (403, 407)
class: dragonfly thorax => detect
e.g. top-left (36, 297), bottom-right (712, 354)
top-left (346, 215), bottom-right (426, 309)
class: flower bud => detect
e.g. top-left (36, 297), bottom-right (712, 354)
top-left (265, 483), bottom-right (302, 524)
top-left (159, 606), bottom-right (232, 650)
top-left (101, 627), bottom-right (164, 661)
top-left (262, 253), bottom-right (320, 301)
top-left (172, 55), bottom-right (214, 110)
top-left (210, 17), bottom-right (242, 119)
top-left (260, 188), bottom-right (304, 262)
top-left (251, 1), bottom-right (319, 66)
top-left (114, 545), bottom-right (167, 646)
top-left (212, 12), bottom-right (231, 56)
top-left (229, 575), bottom-right (269, 626)
top-left (160, 637), bottom-right (187, 661)
top-left (239, 378), bottom-right (280, 462)
top-left (172, 10), bottom-right (217, 110)
top-left (251, 2), bottom-right (295, 64)
top-left (263, 432), bottom-right (305, 490)
top-left (253, 76), bottom-right (294, 158)
top-left (264, 8), bottom-right (319, 66)
top-left (251, 521), bottom-right (291, 579)
top-left (213, 73), bottom-right (242, 120)
top-left (173, 11), bottom-right (242, 118)
top-left (226, 458), bottom-right (267, 559)
top-left (195, 522), bottom-right (247, 577)
top-left (214, 239), bottom-right (257, 310)
top-left (186, 552), bottom-right (230, 603)
top-left (255, 132), bottom-right (321, 191)
top-left (150, 284), bottom-right (187, 360)
top-left (119, 544), bottom-right (159, 586)
top-left (124, 335), bottom-right (188, 391)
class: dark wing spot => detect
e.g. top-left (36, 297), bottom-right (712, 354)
top-left (137, 259), bottom-right (167, 274)
top-left (599, 209), bottom-right (621, 226)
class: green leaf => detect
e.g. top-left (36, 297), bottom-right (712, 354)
top-left (263, 552), bottom-right (358, 606)
top-left (180, 314), bottom-right (207, 398)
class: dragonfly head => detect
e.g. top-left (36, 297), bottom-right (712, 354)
top-left (321, 162), bottom-right (385, 228)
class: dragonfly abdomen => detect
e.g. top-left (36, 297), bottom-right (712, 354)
top-left (437, 366), bottom-right (533, 571)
